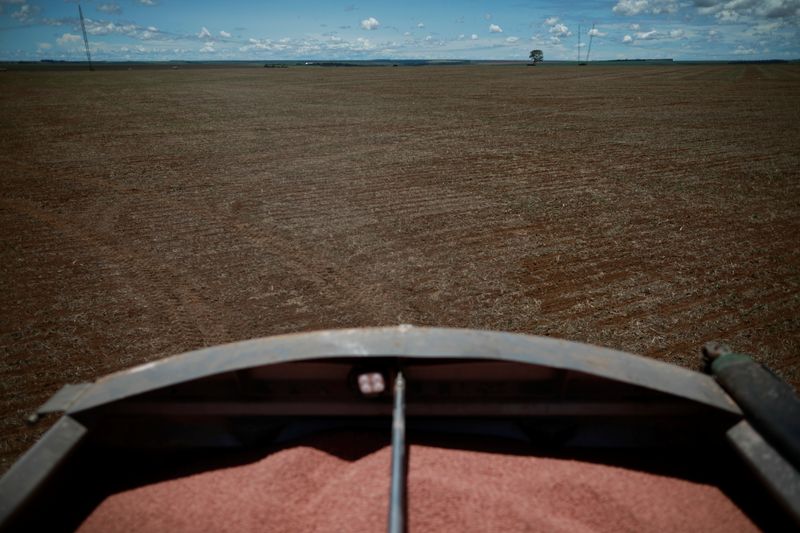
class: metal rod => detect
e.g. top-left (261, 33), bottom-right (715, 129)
top-left (388, 371), bottom-right (406, 533)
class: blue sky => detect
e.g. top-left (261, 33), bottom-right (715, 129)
top-left (1, 1), bottom-right (798, 61)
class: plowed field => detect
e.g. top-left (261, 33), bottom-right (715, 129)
top-left (1, 63), bottom-right (799, 472)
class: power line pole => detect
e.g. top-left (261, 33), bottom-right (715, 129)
top-left (78, 4), bottom-right (94, 71)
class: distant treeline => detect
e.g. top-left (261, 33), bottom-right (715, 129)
top-left (3, 58), bottom-right (797, 72)
top-left (727, 59), bottom-right (791, 64)
top-left (303, 62), bottom-right (367, 67)
top-left (606, 59), bottom-right (673, 62)
top-left (301, 60), bottom-right (471, 67)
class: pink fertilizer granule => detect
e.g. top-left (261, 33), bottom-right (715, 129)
top-left (78, 432), bottom-right (758, 533)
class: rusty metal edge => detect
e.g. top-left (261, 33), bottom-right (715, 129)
top-left (62, 327), bottom-right (740, 415)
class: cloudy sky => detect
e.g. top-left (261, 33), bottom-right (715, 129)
top-left (1, 0), bottom-right (798, 61)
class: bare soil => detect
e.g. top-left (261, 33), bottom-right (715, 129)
top-left (1, 64), bottom-right (799, 473)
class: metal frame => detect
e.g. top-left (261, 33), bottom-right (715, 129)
top-left (9, 326), bottom-right (799, 532)
top-left (58, 327), bottom-right (740, 416)
top-left (727, 420), bottom-right (800, 523)
top-left (0, 417), bottom-right (87, 526)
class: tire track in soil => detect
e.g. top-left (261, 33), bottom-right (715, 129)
top-left (509, 173), bottom-right (800, 365)
top-left (69, 170), bottom-right (412, 329)
top-left (649, 295), bottom-right (800, 364)
top-left (2, 64), bottom-right (799, 474)
top-left (673, 66), bottom-right (736, 81)
top-left (0, 197), bottom-right (230, 346)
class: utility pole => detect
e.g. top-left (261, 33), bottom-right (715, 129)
top-left (78, 4), bottom-right (94, 71)
top-left (586, 23), bottom-right (596, 63)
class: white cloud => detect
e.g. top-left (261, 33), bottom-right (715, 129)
top-left (471, 33), bottom-right (478, 40)
top-left (85, 21), bottom-right (140, 38)
top-left (57, 33), bottom-right (82, 46)
top-left (417, 22), bottom-right (424, 28)
top-left (11, 3), bottom-right (40, 22)
top-left (622, 28), bottom-right (673, 43)
top-left (694, 0), bottom-right (800, 22)
top-left (360, 17), bottom-right (380, 30)
top-left (97, 3), bottom-right (122, 15)
top-left (198, 27), bottom-right (212, 39)
top-left (238, 34), bottom-right (421, 57)
top-left (506, 36), bottom-right (519, 43)
top-left (489, 23), bottom-right (503, 33)
top-left (716, 9), bottom-right (741, 21)
top-left (355, 36), bottom-right (375, 49)
top-left (630, 23), bottom-right (641, 30)
top-left (137, 0), bottom-right (157, 5)
top-left (733, 45), bottom-right (756, 54)
top-left (544, 17), bottom-right (572, 41)
top-left (220, 30), bottom-right (231, 38)
top-left (549, 23), bottom-right (571, 38)
top-left (613, 0), bottom-right (679, 15)
top-left (37, 42), bottom-right (51, 50)
top-left (588, 28), bottom-right (607, 37)
top-left (750, 20), bottom-right (784, 34)
top-left (241, 38), bottom-right (272, 51)
top-left (613, 0), bottom-right (800, 22)
top-left (635, 29), bottom-right (660, 39)
top-left (200, 42), bottom-right (215, 53)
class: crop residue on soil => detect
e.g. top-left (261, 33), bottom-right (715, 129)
top-left (1, 64), bottom-right (799, 471)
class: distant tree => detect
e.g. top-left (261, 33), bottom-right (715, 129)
top-left (529, 49), bottom-right (543, 64)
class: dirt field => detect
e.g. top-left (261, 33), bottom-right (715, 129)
top-left (1, 63), bottom-right (799, 472)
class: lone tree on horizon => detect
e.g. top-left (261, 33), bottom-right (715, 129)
top-left (529, 49), bottom-right (543, 65)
